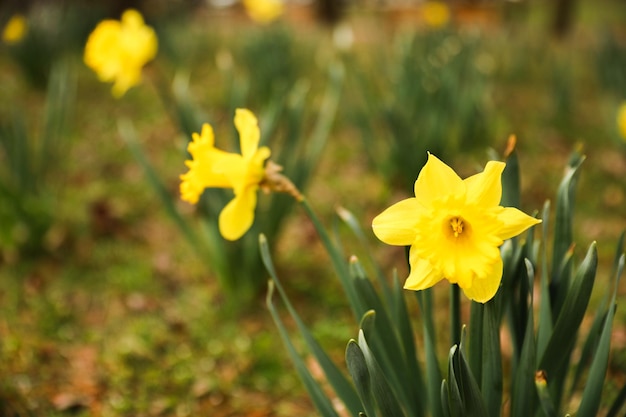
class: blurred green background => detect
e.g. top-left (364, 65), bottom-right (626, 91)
top-left (0, 0), bottom-right (625, 415)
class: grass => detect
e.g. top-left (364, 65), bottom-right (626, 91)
top-left (0, 1), bottom-right (625, 416)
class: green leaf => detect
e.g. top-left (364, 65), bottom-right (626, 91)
top-left (299, 199), bottom-right (364, 318)
top-left (446, 340), bottom-right (489, 417)
top-left (444, 349), bottom-right (464, 417)
top-left (606, 382), bottom-right (626, 417)
top-left (266, 281), bottom-right (340, 417)
top-left (576, 253), bottom-right (624, 417)
top-left (118, 119), bottom-right (201, 253)
top-left (536, 201), bottom-right (553, 360)
top-left (539, 242), bottom-right (598, 407)
top-left (481, 301), bottom-right (502, 417)
top-left (358, 330), bottom-right (407, 417)
top-left (335, 206), bottom-right (391, 302)
top-left (511, 260), bottom-right (536, 417)
top-left (535, 371), bottom-right (557, 417)
top-left (259, 235), bottom-right (363, 416)
top-left (350, 258), bottom-right (424, 417)
top-left (550, 153), bottom-right (585, 315)
top-left (418, 290), bottom-right (445, 417)
top-left (440, 380), bottom-right (453, 417)
top-left (346, 340), bottom-right (377, 417)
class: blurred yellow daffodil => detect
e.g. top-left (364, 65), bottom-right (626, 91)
top-left (617, 102), bottom-right (626, 142)
top-left (422, 1), bottom-right (450, 29)
top-left (84, 9), bottom-right (157, 98)
top-left (180, 109), bottom-right (271, 241)
top-left (2, 14), bottom-right (27, 44)
top-left (243, 0), bottom-right (284, 24)
top-left (372, 153), bottom-right (540, 303)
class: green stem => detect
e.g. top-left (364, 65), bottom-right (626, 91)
top-left (451, 283), bottom-right (461, 347)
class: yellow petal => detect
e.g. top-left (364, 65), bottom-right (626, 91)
top-left (234, 108), bottom-right (261, 160)
top-left (414, 153), bottom-right (465, 204)
top-left (460, 257), bottom-right (503, 303)
top-left (464, 161), bottom-right (505, 207)
top-left (219, 188), bottom-right (258, 240)
top-left (372, 198), bottom-right (423, 246)
top-left (495, 207), bottom-right (541, 241)
top-left (83, 9), bottom-right (156, 98)
top-left (404, 250), bottom-right (443, 290)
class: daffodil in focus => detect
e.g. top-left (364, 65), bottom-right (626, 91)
top-left (84, 9), bottom-right (157, 98)
top-left (2, 14), bottom-right (27, 44)
top-left (180, 109), bottom-right (271, 241)
top-left (422, 1), bottom-right (450, 28)
top-left (617, 102), bottom-right (626, 142)
top-left (372, 154), bottom-right (540, 303)
top-left (243, 0), bottom-right (284, 24)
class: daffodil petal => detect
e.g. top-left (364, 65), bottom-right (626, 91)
top-left (235, 108), bottom-right (261, 160)
top-left (495, 207), bottom-right (541, 241)
top-left (372, 198), bottom-right (424, 246)
top-left (414, 153), bottom-right (465, 204)
top-left (465, 161), bottom-right (505, 207)
top-left (404, 250), bottom-right (443, 290)
top-left (460, 257), bottom-right (503, 303)
top-left (219, 188), bottom-right (257, 241)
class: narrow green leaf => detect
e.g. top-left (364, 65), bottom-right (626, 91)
top-left (445, 348), bottom-right (464, 417)
top-left (118, 119), bottom-right (200, 252)
top-left (481, 301), bottom-right (502, 417)
top-left (346, 340), bottom-right (378, 417)
top-left (300, 198), bottom-right (364, 318)
top-left (606, 381), bottom-right (626, 417)
top-left (266, 281), bottom-right (340, 417)
top-left (535, 371), bottom-right (557, 417)
top-left (350, 258), bottom-right (424, 417)
top-left (511, 260), bottom-right (536, 417)
top-left (468, 302), bottom-right (484, 384)
top-left (550, 154), bottom-right (585, 315)
top-left (440, 380), bottom-right (453, 417)
top-left (576, 254), bottom-right (624, 417)
top-left (391, 273), bottom-right (431, 416)
top-left (358, 330), bottom-right (407, 417)
top-left (539, 242), bottom-right (598, 405)
top-left (536, 201), bottom-right (553, 359)
top-left (418, 290), bottom-right (445, 417)
top-left (458, 333), bottom-right (490, 417)
top-left (259, 235), bottom-right (363, 415)
top-left (335, 206), bottom-right (391, 302)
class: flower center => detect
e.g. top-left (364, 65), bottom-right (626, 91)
top-left (450, 217), bottom-right (464, 238)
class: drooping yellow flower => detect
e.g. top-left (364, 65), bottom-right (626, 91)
top-left (84, 9), bottom-right (157, 98)
top-left (2, 14), bottom-right (27, 44)
top-left (422, 1), bottom-right (450, 29)
top-left (180, 109), bottom-right (271, 241)
top-left (617, 102), bottom-right (626, 142)
top-left (372, 154), bottom-right (540, 303)
top-left (243, 0), bottom-right (284, 24)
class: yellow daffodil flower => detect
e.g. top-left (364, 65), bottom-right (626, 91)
top-left (617, 102), bottom-right (626, 142)
top-left (372, 154), bottom-right (540, 303)
top-left (422, 1), bottom-right (450, 29)
top-left (2, 14), bottom-right (27, 44)
top-left (84, 9), bottom-right (157, 98)
top-left (180, 109), bottom-right (271, 241)
top-left (243, 0), bottom-right (284, 24)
